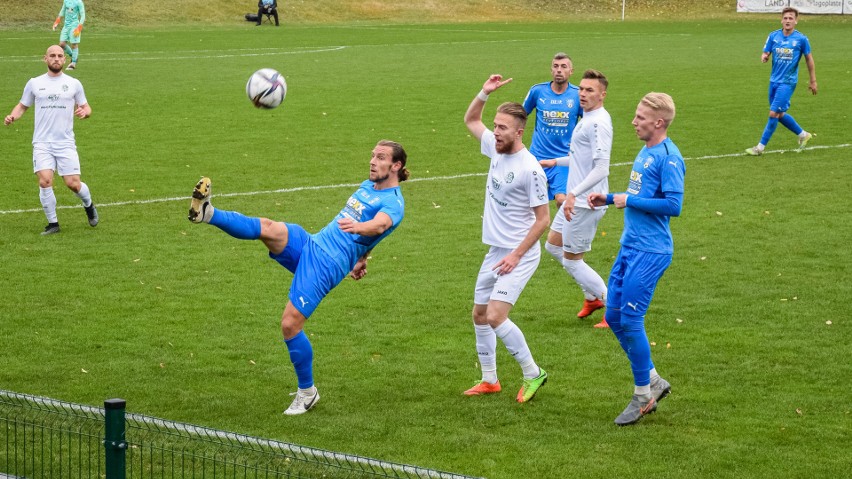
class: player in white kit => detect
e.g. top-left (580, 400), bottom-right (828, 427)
top-left (462, 74), bottom-right (550, 403)
top-left (4, 45), bottom-right (98, 235)
top-left (541, 70), bottom-right (612, 328)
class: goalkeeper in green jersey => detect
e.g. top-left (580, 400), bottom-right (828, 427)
top-left (52, 0), bottom-right (85, 70)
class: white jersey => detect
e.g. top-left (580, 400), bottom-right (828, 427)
top-left (566, 106), bottom-right (612, 209)
top-left (479, 130), bottom-right (548, 249)
top-left (19, 73), bottom-right (87, 145)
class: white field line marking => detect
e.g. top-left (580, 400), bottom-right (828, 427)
top-left (0, 46), bottom-right (347, 63)
top-left (1, 143), bottom-right (849, 216)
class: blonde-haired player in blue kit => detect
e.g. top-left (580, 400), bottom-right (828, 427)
top-left (52, 0), bottom-right (85, 70)
top-left (187, 141), bottom-right (409, 415)
top-left (589, 92), bottom-right (684, 426)
top-left (745, 7), bottom-right (817, 156)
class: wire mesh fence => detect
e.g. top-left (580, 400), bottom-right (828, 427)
top-left (0, 390), bottom-right (481, 479)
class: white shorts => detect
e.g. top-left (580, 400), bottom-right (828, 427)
top-left (562, 207), bottom-right (606, 254)
top-left (473, 244), bottom-right (541, 305)
top-left (33, 143), bottom-right (81, 176)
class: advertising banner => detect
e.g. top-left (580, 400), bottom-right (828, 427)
top-left (790, 0), bottom-right (843, 13)
top-left (737, 0), bottom-right (790, 13)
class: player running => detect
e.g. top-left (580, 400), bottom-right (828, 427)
top-left (745, 7), bottom-right (817, 156)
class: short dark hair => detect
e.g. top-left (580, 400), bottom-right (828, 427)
top-left (582, 69), bottom-right (608, 91)
top-left (553, 52), bottom-right (572, 62)
top-left (782, 7), bottom-right (799, 17)
top-left (496, 102), bottom-right (527, 129)
top-left (377, 140), bottom-right (409, 182)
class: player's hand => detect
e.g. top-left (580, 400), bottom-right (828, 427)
top-left (74, 106), bottom-right (90, 119)
top-left (4, 115), bottom-right (16, 126)
top-left (613, 194), bottom-right (628, 209)
top-left (563, 194), bottom-right (576, 221)
top-left (482, 74), bottom-right (512, 95)
top-left (538, 159), bottom-right (557, 168)
top-left (337, 217), bottom-right (360, 234)
top-left (587, 192), bottom-right (606, 209)
top-left (761, 52), bottom-right (770, 63)
top-left (350, 259), bottom-right (368, 280)
top-left (492, 252), bottom-right (521, 276)
top-left (73, 24), bottom-right (83, 36)
top-left (809, 80), bottom-right (818, 95)
top-left (52, 18), bottom-right (60, 31)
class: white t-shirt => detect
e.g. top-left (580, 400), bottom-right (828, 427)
top-left (565, 106), bottom-right (612, 208)
top-left (479, 130), bottom-right (548, 249)
top-left (19, 73), bottom-right (87, 145)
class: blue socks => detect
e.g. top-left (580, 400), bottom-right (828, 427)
top-left (284, 331), bottom-right (314, 389)
top-left (607, 308), bottom-right (652, 387)
top-left (779, 114), bottom-right (803, 135)
top-left (208, 209), bottom-right (261, 239)
top-left (760, 117), bottom-right (779, 147)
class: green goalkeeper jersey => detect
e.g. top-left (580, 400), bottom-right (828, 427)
top-left (58, 0), bottom-right (85, 27)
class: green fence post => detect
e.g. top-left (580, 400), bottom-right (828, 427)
top-left (104, 398), bottom-right (127, 479)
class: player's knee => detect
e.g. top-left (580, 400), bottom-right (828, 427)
top-left (280, 313), bottom-right (304, 339)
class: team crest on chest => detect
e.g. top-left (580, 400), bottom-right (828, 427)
top-left (505, 172), bottom-right (514, 184)
top-left (62, 84), bottom-right (69, 92)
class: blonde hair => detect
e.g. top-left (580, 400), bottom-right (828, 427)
top-left (640, 92), bottom-right (676, 127)
top-left (496, 102), bottom-right (528, 129)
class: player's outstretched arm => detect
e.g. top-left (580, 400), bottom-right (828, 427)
top-left (464, 74), bottom-right (513, 141)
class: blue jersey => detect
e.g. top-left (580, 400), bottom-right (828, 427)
top-left (621, 138), bottom-right (685, 255)
top-left (313, 180), bottom-right (404, 274)
top-left (523, 82), bottom-right (581, 160)
top-left (764, 29), bottom-right (811, 85)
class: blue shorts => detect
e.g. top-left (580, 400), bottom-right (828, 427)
top-left (768, 82), bottom-right (796, 113)
top-left (268, 223), bottom-right (348, 319)
top-left (542, 164), bottom-right (568, 201)
top-left (606, 245), bottom-right (672, 317)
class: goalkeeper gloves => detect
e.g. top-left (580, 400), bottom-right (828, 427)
top-left (52, 17), bottom-right (61, 31)
top-left (73, 24), bottom-right (83, 36)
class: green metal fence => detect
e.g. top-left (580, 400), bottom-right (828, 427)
top-left (0, 390), bottom-right (481, 479)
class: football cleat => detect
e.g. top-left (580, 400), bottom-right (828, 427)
top-left (651, 376), bottom-right (671, 403)
top-left (577, 299), bottom-right (605, 318)
top-left (84, 202), bottom-right (99, 227)
top-left (745, 146), bottom-right (764, 156)
top-left (188, 177), bottom-right (213, 223)
top-left (463, 380), bottom-right (502, 396)
top-left (593, 317), bottom-right (610, 329)
top-left (284, 387), bottom-right (320, 415)
top-left (41, 223), bottom-right (61, 235)
top-left (66, 62), bottom-right (76, 70)
top-left (614, 394), bottom-right (657, 426)
top-left (516, 368), bottom-right (548, 403)
top-left (797, 132), bottom-right (813, 151)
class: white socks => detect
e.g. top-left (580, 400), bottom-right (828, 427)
top-left (544, 241), bottom-right (563, 263)
top-left (474, 324), bottom-right (498, 383)
top-left (39, 187), bottom-right (57, 223)
top-left (75, 181), bottom-right (92, 208)
top-left (563, 259), bottom-right (607, 301)
top-left (494, 319), bottom-right (539, 379)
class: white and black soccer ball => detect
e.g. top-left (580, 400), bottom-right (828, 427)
top-left (246, 68), bottom-right (287, 109)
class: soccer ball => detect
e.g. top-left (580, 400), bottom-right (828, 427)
top-left (246, 68), bottom-right (287, 109)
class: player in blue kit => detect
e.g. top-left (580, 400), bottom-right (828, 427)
top-left (52, 0), bottom-right (85, 70)
top-left (523, 54), bottom-right (584, 274)
top-left (588, 92), bottom-right (684, 426)
top-left (187, 140), bottom-right (409, 415)
top-left (746, 7), bottom-right (817, 156)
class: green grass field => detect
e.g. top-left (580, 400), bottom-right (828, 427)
top-left (1, 15), bottom-right (851, 479)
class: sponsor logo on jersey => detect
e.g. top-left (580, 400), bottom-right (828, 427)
top-left (491, 176), bottom-right (501, 191)
top-left (345, 196), bottom-right (366, 216)
top-left (48, 94), bottom-right (60, 102)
